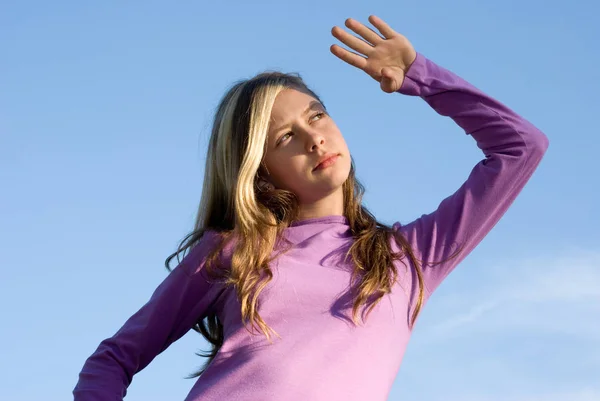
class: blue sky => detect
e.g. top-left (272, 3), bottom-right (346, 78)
top-left (1, 1), bottom-right (599, 400)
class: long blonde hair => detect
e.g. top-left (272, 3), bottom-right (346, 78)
top-left (166, 71), bottom-right (430, 378)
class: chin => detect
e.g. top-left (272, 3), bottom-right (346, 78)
top-left (315, 168), bottom-right (350, 192)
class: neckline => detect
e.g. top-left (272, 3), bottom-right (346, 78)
top-left (289, 215), bottom-right (349, 227)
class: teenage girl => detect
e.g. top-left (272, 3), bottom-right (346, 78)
top-left (74, 15), bottom-right (549, 401)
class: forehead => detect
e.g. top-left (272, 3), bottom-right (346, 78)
top-left (269, 88), bottom-right (318, 122)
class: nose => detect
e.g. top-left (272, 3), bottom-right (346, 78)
top-left (304, 128), bottom-right (325, 152)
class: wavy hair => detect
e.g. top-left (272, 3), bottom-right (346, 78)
top-left (165, 71), bottom-right (451, 378)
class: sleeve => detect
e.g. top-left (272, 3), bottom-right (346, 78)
top-left (394, 53), bottom-right (549, 296)
top-left (73, 231), bottom-right (225, 401)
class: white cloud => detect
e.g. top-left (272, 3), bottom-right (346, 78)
top-left (423, 249), bottom-right (600, 341)
top-left (453, 388), bottom-right (600, 401)
top-left (395, 249), bottom-right (600, 400)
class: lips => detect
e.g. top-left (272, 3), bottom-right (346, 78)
top-left (313, 153), bottom-right (339, 171)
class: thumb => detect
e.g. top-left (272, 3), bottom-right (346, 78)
top-left (379, 68), bottom-right (399, 93)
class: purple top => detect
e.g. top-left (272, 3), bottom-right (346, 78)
top-left (73, 53), bottom-right (549, 401)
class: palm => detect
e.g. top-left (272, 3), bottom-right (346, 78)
top-left (330, 15), bottom-right (417, 93)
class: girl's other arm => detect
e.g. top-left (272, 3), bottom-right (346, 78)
top-left (73, 232), bottom-right (224, 401)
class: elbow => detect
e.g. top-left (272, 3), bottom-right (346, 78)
top-left (515, 117), bottom-right (549, 163)
top-left (529, 126), bottom-right (550, 162)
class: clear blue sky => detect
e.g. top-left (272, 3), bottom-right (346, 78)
top-left (1, 1), bottom-right (599, 400)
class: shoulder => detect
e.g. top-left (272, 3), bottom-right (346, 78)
top-left (389, 221), bottom-right (413, 249)
top-left (178, 229), bottom-right (235, 276)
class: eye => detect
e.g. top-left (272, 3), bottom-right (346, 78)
top-left (311, 112), bottom-right (326, 121)
top-left (277, 132), bottom-right (293, 146)
top-left (275, 112), bottom-right (327, 146)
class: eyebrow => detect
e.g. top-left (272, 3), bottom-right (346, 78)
top-left (270, 100), bottom-right (324, 135)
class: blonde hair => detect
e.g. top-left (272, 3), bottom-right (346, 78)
top-left (165, 71), bottom-right (431, 378)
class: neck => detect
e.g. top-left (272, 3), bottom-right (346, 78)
top-left (296, 187), bottom-right (344, 220)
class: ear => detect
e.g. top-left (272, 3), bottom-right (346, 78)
top-left (257, 179), bottom-right (275, 192)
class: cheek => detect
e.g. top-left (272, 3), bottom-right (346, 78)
top-left (264, 154), bottom-right (305, 188)
top-left (329, 124), bottom-right (348, 149)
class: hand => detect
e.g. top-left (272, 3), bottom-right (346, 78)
top-left (330, 15), bottom-right (417, 93)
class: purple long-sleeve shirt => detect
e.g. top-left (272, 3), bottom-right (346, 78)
top-left (73, 53), bottom-right (549, 400)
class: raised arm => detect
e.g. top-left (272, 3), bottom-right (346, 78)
top-left (330, 15), bottom-right (549, 294)
top-left (395, 53), bottom-right (548, 294)
top-left (73, 231), bottom-right (224, 400)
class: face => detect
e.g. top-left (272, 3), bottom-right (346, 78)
top-left (262, 88), bottom-right (351, 205)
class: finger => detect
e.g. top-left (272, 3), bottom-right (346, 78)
top-left (331, 26), bottom-right (373, 56)
top-left (330, 44), bottom-right (368, 71)
top-left (368, 15), bottom-right (397, 39)
top-left (344, 18), bottom-right (384, 45)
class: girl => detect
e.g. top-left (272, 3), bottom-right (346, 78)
top-left (74, 15), bottom-right (549, 401)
